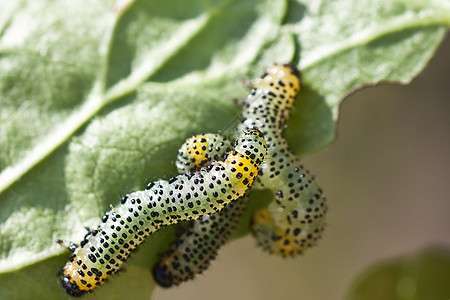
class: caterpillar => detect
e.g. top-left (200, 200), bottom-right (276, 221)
top-left (153, 134), bottom-right (250, 287)
top-left (239, 64), bottom-right (327, 256)
top-left (153, 64), bottom-right (328, 286)
top-left (60, 129), bottom-right (266, 297)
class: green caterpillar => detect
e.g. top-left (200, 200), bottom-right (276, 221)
top-left (60, 130), bottom-right (266, 296)
top-left (153, 64), bottom-right (328, 286)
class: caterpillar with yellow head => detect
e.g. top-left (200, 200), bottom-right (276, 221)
top-left (59, 129), bottom-right (266, 296)
top-left (153, 64), bottom-right (328, 286)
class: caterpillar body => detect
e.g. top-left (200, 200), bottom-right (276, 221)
top-left (238, 64), bottom-right (327, 256)
top-left (60, 130), bottom-right (266, 296)
top-left (153, 64), bottom-right (328, 286)
top-left (153, 134), bottom-right (249, 287)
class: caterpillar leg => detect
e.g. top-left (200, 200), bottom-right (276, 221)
top-left (153, 133), bottom-right (250, 287)
top-left (60, 130), bottom-right (266, 296)
top-left (56, 239), bottom-right (78, 253)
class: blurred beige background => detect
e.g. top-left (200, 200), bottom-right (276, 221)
top-left (153, 33), bottom-right (450, 300)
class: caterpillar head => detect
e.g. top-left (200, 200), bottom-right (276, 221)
top-left (61, 274), bottom-right (86, 297)
top-left (252, 63), bottom-right (301, 99)
top-left (61, 257), bottom-right (90, 297)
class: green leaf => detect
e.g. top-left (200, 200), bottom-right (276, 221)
top-left (344, 247), bottom-right (450, 300)
top-left (286, 0), bottom-right (450, 153)
top-left (0, 0), bottom-right (448, 298)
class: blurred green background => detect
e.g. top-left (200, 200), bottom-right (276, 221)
top-left (153, 33), bottom-right (450, 300)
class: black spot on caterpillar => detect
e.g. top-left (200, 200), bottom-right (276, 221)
top-left (153, 64), bottom-right (328, 287)
top-left (59, 129), bottom-right (266, 297)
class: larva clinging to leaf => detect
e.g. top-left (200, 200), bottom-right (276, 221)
top-left (60, 129), bottom-right (266, 296)
top-left (239, 64), bottom-right (327, 256)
